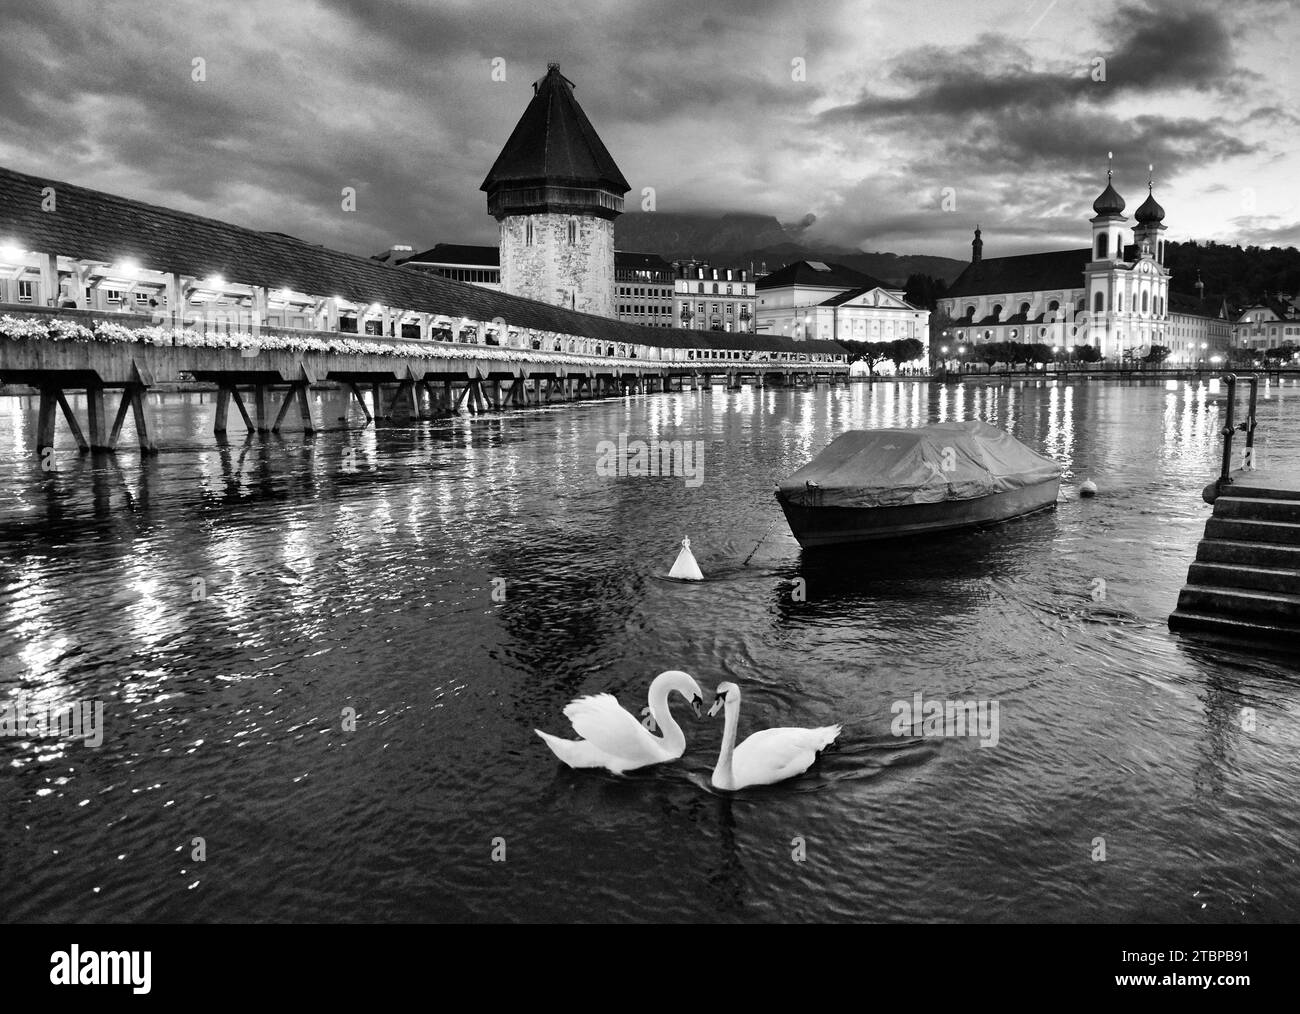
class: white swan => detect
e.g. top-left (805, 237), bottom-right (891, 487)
top-left (535, 670), bottom-right (705, 774)
top-left (708, 681), bottom-right (840, 790)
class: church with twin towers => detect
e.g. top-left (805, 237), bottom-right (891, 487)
top-left (939, 161), bottom-right (1175, 360)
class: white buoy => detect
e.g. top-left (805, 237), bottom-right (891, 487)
top-left (1080, 478), bottom-right (1098, 497)
top-left (669, 536), bottom-right (704, 581)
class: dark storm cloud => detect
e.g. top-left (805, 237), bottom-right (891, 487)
top-left (805, 0), bottom-right (1284, 253)
top-left (315, 0), bottom-right (825, 124)
top-left (0, 0), bottom-right (1287, 259)
top-left (824, 0), bottom-right (1250, 126)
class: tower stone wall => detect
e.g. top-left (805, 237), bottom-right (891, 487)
top-left (498, 212), bottom-right (615, 317)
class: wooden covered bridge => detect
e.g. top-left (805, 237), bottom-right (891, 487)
top-left (0, 165), bottom-right (850, 454)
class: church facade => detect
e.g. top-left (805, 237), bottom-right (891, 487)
top-left (938, 172), bottom-right (1172, 361)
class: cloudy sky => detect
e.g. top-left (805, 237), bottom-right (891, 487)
top-left (1, 0), bottom-right (1296, 260)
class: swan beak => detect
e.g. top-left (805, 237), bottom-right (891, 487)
top-left (707, 698), bottom-right (723, 718)
top-left (691, 694), bottom-right (703, 718)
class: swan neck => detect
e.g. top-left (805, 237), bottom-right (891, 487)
top-left (648, 675), bottom-right (685, 755)
top-left (715, 697), bottom-right (740, 786)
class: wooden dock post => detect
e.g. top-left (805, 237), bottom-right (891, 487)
top-left (253, 385), bottom-right (270, 434)
top-left (87, 384), bottom-right (110, 450)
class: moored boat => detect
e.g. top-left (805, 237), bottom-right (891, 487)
top-left (775, 420), bottom-right (1062, 548)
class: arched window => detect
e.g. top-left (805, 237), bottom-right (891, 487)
top-left (697, 283), bottom-right (704, 294)
top-left (1096, 234), bottom-right (1108, 259)
top-left (965, 305), bottom-right (975, 319)
top-left (525, 221), bottom-right (534, 246)
top-left (1142, 290), bottom-right (1149, 313)
top-left (1077, 299), bottom-right (1085, 312)
top-left (1117, 293), bottom-right (1123, 312)
top-left (1019, 302), bottom-right (1030, 317)
top-left (1094, 291), bottom-right (1105, 312)
top-left (1048, 299), bottom-right (1060, 312)
top-left (712, 283), bottom-right (719, 294)
top-left (991, 304), bottom-right (1003, 320)
top-left (567, 220), bottom-right (577, 245)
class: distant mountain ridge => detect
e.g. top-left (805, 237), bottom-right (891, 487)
top-left (614, 211), bottom-right (967, 285)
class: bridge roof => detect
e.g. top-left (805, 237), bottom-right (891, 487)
top-left (0, 165), bottom-right (844, 355)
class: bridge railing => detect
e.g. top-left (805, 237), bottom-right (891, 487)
top-left (0, 304), bottom-right (848, 372)
top-left (1217, 374), bottom-right (1260, 491)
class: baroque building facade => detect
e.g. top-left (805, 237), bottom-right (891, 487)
top-left (938, 170), bottom-right (1178, 360)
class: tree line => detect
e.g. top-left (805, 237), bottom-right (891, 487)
top-left (837, 337), bottom-right (926, 373)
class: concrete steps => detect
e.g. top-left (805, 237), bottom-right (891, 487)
top-left (1169, 490), bottom-right (1300, 648)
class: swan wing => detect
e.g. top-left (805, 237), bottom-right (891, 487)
top-left (731, 725), bottom-right (840, 788)
top-left (535, 729), bottom-right (618, 770)
top-left (562, 694), bottom-right (667, 766)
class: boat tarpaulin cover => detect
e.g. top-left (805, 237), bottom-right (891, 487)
top-left (777, 421), bottom-right (1062, 508)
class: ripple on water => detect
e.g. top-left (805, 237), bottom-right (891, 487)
top-left (2, 380), bottom-right (1300, 922)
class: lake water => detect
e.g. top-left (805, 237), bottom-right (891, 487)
top-left (2, 377), bottom-right (1299, 922)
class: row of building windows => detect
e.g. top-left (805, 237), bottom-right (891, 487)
top-left (1093, 292), bottom-right (1164, 314)
top-left (435, 268), bottom-right (499, 284)
top-left (690, 282), bottom-right (748, 295)
top-left (618, 304), bottom-right (671, 315)
top-left (618, 286), bottom-right (671, 297)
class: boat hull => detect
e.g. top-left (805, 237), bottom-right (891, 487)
top-left (776, 478), bottom-right (1061, 548)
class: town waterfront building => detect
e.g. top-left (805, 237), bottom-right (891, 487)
top-left (673, 261), bottom-right (756, 333)
top-left (393, 244), bottom-right (501, 290)
top-left (481, 64), bottom-right (627, 318)
top-left (1233, 298), bottom-right (1300, 354)
top-left (615, 251), bottom-right (675, 327)
top-left (1168, 291), bottom-right (1232, 365)
top-left (938, 169), bottom-right (1199, 362)
top-left (755, 260), bottom-right (928, 349)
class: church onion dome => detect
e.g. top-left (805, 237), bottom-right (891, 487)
top-left (1092, 180), bottom-right (1126, 216)
top-left (1135, 187), bottom-right (1165, 224)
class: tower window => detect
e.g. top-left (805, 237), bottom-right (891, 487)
top-left (1142, 290), bottom-right (1149, 313)
top-left (1094, 291), bottom-right (1105, 312)
top-left (567, 220), bottom-right (577, 245)
top-left (1096, 234), bottom-right (1108, 259)
top-left (1117, 293), bottom-right (1123, 312)
top-left (525, 221), bottom-right (534, 246)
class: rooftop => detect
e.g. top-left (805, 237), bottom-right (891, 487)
top-left (401, 244), bottom-right (500, 267)
top-left (756, 260), bottom-right (892, 292)
top-left (946, 248), bottom-right (1091, 299)
top-left (480, 64), bottom-right (629, 196)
